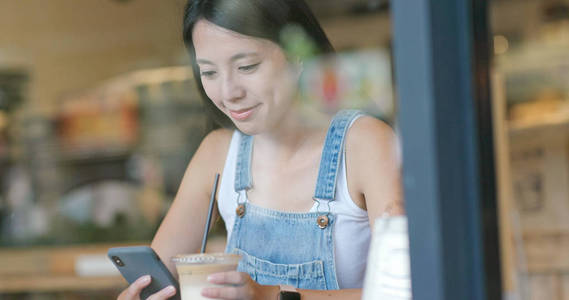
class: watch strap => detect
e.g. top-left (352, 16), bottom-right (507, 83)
top-left (279, 285), bottom-right (300, 300)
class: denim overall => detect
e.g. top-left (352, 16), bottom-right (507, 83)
top-left (225, 110), bottom-right (362, 290)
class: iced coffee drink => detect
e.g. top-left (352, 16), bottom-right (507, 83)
top-left (173, 253), bottom-right (241, 300)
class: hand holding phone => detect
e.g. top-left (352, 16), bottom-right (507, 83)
top-left (108, 246), bottom-right (181, 300)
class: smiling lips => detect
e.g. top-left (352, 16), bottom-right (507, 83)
top-left (228, 105), bottom-right (259, 121)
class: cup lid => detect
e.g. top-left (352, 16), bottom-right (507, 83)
top-left (172, 253), bottom-right (241, 265)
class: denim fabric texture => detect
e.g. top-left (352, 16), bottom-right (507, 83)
top-left (314, 110), bottom-right (362, 201)
top-left (235, 134), bottom-right (254, 191)
top-left (225, 109), bottom-right (363, 290)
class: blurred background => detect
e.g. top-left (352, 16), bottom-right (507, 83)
top-left (0, 0), bottom-right (568, 299)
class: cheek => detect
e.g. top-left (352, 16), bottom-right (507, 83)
top-left (202, 81), bottom-right (223, 108)
top-left (252, 69), bottom-right (284, 96)
top-left (265, 71), bottom-right (297, 102)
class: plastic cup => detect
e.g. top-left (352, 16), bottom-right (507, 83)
top-left (172, 253), bottom-right (241, 300)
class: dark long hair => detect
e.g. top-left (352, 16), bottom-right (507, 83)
top-left (183, 0), bottom-right (334, 128)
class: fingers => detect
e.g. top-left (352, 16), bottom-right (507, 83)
top-left (207, 271), bottom-right (248, 285)
top-left (202, 286), bottom-right (253, 300)
top-left (147, 285), bottom-right (177, 300)
top-left (118, 275), bottom-right (151, 300)
top-left (202, 272), bottom-right (256, 300)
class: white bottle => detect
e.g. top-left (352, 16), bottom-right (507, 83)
top-left (362, 215), bottom-right (412, 300)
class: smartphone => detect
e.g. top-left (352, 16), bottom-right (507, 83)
top-left (108, 246), bottom-right (181, 300)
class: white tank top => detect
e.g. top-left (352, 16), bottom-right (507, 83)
top-left (218, 129), bottom-right (371, 289)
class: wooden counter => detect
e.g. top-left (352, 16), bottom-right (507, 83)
top-left (0, 237), bottom-right (226, 294)
top-left (0, 243), bottom-right (133, 294)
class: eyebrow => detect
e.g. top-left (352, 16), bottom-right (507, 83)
top-left (196, 52), bottom-right (259, 65)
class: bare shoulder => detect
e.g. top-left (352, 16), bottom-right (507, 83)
top-left (200, 128), bottom-right (233, 152)
top-left (346, 115), bottom-right (397, 152)
top-left (191, 128), bottom-right (234, 173)
top-left (344, 115), bottom-right (401, 206)
top-left (175, 127), bottom-right (234, 199)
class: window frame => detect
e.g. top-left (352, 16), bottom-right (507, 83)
top-left (391, 0), bottom-right (502, 299)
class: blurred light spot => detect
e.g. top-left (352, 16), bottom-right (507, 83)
top-left (494, 35), bottom-right (509, 55)
top-left (280, 24), bottom-right (318, 60)
top-left (298, 49), bottom-right (394, 118)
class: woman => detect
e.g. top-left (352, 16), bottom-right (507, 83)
top-left (119, 0), bottom-right (403, 299)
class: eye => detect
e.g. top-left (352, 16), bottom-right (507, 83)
top-left (200, 70), bottom-right (217, 78)
top-left (238, 63), bottom-right (261, 73)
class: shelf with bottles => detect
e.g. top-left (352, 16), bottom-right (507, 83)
top-left (52, 66), bottom-right (213, 243)
top-left (492, 28), bottom-right (569, 296)
top-left (507, 103), bottom-right (569, 138)
top-left (496, 22), bottom-right (569, 138)
top-left (54, 65), bottom-right (212, 192)
top-left (1, 66), bottom-right (214, 249)
top-left (496, 39), bottom-right (569, 231)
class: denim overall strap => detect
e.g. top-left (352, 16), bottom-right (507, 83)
top-left (313, 109), bottom-right (363, 201)
top-left (235, 132), bottom-right (254, 192)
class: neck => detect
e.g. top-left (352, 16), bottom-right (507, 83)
top-left (253, 109), bottom-right (325, 163)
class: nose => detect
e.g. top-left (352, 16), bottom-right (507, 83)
top-left (221, 73), bottom-right (245, 103)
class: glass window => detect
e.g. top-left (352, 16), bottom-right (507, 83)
top-left (0, 1), bottom-right (404, 299)
top-left (491, 0), bottom-right (569, 299)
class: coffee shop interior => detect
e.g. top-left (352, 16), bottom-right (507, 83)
top-left (1, 0), bottom-right (569, 299)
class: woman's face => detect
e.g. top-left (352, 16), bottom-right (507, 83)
top-left (192, 19), bottom-right (299, 135)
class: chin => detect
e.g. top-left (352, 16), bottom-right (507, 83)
top-left (230, 113), bottom-right (268, 136)
top-left (236, 126), bottom-right (261, 135)
top-left (233, 122), bottom-right (262, 136)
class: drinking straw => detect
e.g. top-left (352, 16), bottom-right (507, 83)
top-left (201, 173), bottom-right (220, 253)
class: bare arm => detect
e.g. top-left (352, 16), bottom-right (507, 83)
top-left (151, 129), bottom-right (233, 275)
top-left (346, 116), bottom-right (404, 228)
top-left (297, 288), bottom-right (361, 299)
top-left (203, 272), bottom-right (362, 299)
